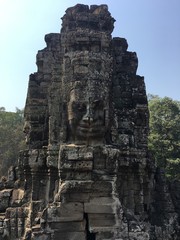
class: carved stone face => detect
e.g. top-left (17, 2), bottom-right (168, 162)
top-left (23, 121), bottom-right (31, 144)
top-left (68, 89), bottom-right (107, 144)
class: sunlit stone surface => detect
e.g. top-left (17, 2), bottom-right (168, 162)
top-left (0, 4), bottom-right (179, 240)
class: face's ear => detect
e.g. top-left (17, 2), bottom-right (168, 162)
top-left (23, 121), bottom-right (31, 133)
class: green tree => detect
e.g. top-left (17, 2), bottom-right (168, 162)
top-left (0, 107), bottom-right (26, 176)
top-left (148, 96), bottom-right (180, 179)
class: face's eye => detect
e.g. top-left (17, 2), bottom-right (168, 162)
top-left (92, 100), bottom-right (104, 109)
top-left (78, 103), bottom-right (86, 112)
top-left (72, 102), bottom-right (86, 112)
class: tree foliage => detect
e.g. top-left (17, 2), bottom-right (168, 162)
top-left (0, 107), bottom-right (25, 177)
top-left (148, 96), bottom-right (180, 179)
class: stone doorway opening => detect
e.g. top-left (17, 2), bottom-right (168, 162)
top-left (85, 213), bottom-right (96, 240)
top-left (87, 231), bottom-right (96, 240)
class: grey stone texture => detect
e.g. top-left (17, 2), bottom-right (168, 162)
top-left (0, 4), bottom-right (179, 240)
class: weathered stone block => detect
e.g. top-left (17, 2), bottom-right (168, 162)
top-left (47, 202), bottom-right (83, 222)
top-left (0, 189), bottom-right (12, 211)
top-left (50, 219), bottom-right (86, 231)
top-left (61, 160), bottom-right (93, 171)
top-left (11, 189), bottom-right (24, 206)
top-left (47, 155), bottom-right (58, 168)
top-left (84, 197), bottom-right (117, 214)
top-left (95, 231), bottom-right (114, 240)
top-left (88, 213), bottom-right (116, 230)
top-left (93, 156), bottom-right (106, 170)
top-left (60, 171), bottom-right (92, 181)
top-left (67, 149), bottom-right (93, 161)
top-left (61, 192), bottom-right (90, 202)
top-left (91, 181), bottom-right (113, 193)
top-left (32, 232), bottom-right (51, 240)
top-left (53, 231), bottom-right (86, 240)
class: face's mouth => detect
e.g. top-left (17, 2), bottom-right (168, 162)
top-left (77, 125), bottom-right (105, 138)
top-left (78, 123), bottom-right (103, 129)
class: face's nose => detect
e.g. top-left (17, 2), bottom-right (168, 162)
top-left (82, 104), bottom-right (93, 125)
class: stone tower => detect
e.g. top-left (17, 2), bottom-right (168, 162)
top-left (0, 4), bottom-right (179, 240)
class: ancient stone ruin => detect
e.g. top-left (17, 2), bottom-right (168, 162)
top-left (0, 4), bottom-right (180, 240)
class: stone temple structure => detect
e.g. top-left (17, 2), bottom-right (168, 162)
top-left (0, 4), bottom-right (180, 240)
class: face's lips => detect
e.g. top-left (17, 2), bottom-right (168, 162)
top-left (78, 120), bottom-right (104, 128)
top-left (77, 131), bottom-right (104, 138)
top-left (76, 125), bottom-right (105, 138)
top-left (78, 123), bottom-right (105, 131)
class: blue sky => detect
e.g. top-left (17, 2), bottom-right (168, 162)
top-left (0, 0), bottom-right (179, 111)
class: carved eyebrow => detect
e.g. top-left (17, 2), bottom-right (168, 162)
top-left (93, 100), bottom-right (104, 106)
top-left (93, 99), bottom-right (101, 104)
top-left (71, 101), bottom-right (86, 110)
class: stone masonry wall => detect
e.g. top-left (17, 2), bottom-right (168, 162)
top-left (0, 4), bottom-right (179, 240)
